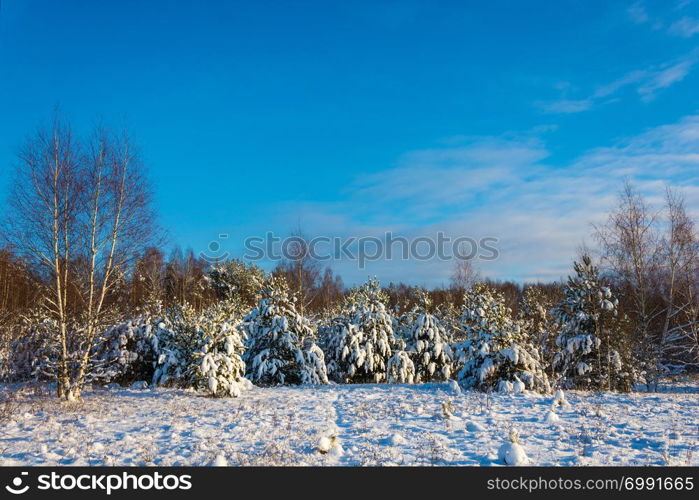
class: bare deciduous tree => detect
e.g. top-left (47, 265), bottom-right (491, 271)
top-left (3, 114), bottom-right (157, 399)
top-left (450, 257), bottom-right (480, 292)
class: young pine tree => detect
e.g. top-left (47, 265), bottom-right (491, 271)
top-left (407, 290), bottom-right (453, 383)
top-left (324, 278), bottom-right (395, 383)
top-left (242, 276), bottom-right (327, 386)
top-left (189, 299), bottom-right (248, 397)
top-left (456, 284), bottom-right (549, 393)
top-left (552, 255), bottom-right (630, 391)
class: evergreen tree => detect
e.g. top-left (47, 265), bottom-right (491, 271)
top-left (206, 259), bottom-right (266, 308)
top-left (408, 290), bottom-right (453, 382)
top-left (242, 276), bottom-right (327, 386)
top-left (189, 300), bottom-right (248, 397)
top-left (552, 255), bottom-right (630, 391)
top-left (519, 287), bottom-right (558, 378)
top-left (324, 278), bottom-right (395, 383)
top-left (386, 350), bottom-right (416, 383)
top-left (152, 303), bottom-right (202, 387)
top-left (93, 314), bottom-right (159, 385)
top-left (456, 284), bottom-right (549, 393)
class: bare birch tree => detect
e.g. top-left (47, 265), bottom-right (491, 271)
top-left (3, 115), bottom-right (157, 399)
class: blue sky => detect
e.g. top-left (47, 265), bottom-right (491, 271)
top-left (1, 0), bottom-right (698, 286)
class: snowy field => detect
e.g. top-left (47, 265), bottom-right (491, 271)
top-left (0, 380), bottom-right (697, 467)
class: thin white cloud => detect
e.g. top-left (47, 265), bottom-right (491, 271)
top-left (669, 16), bottom-right (699, 36)
top-left (540, 99), bottom-right (593, 114)
top-left (541, 55), bottom-right (697, 113)
top-left (637, 59), bottom-right (695, 100)
top-left (628, 2), bottom-right (650, 24)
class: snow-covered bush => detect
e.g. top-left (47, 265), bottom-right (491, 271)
top-left (552, 256), bottom-right (631, 391)
top-left (456, 284), bottom-right (550, 393)
top-left (498, 429), bottom-right (528, 465)
top-left (407, 290), bottom-right (453, 382)
top-left (323, 278), bottom-right (395, 383)
top-left (241, 276), bottom-right (327, 386)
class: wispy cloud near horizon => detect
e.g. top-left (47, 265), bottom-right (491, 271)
top-left (231, 115), bottom-right (699, 286)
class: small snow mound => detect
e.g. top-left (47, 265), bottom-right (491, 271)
top-left (498, 441), bottom-right (528, 465)
top-left (544, 410), bottom-right (560, 424)
top-left (387, 433), bottom-right (406, 446)
top-left (130, 381), bottom-right (148, 390)
top-left (498, 429), bottom-right (528, 465)
top-left (466, 421), bottom-right (485, 432)
top-left (212, 453), bottom-right (227, 466)
top-left (447, 379), bottom-right (461, 395)
top-left (328, 441), bottom-right (344, 459)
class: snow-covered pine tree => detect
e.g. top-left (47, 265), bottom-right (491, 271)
top-left (152, 303), bottom-right (203, 387)
top-left (456, 284), bottom-right (550, 393)
top-left (407, 289), bottom-right (453, 383)
top-left (552, 255), bottom-right (630, 391)
top-left (323, 278), bottom-right (395, 383)
top-left (92, 314), bottom-right (159, 385)
top-left (189, 299), bottom-right (248, 397)
top-left (519, 287), bottom-right (558, 378)
top-left (3, 310), bottom-right (58, 382)
top-left (435, 300), bottom-right (460, 343)
top-left (206, 259), bottom-right (266, 309)
top-left (241, 276), bottom-right (327, 386)
top-left (392, 301), bottom-right (416, 350)
top-left (386, 350), bottom-right (415, 383)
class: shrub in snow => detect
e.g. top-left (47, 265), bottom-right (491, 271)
top-left (551, 389), bottom-right (569, 408)
top-left (323, 278), bottom-right (395, 383)
top-left (241, 276), bottom-right (328, 386)
top-left (498, 429), bottom-right (528, 465)
top-left (552, 255), bottom-right (631, 391)
top-left (189, 300), bottom-right (248, 397)
top-left (386, 350), bottom-right (415, 383)
top-left (407, 290), bottom-right (454, 383)
top-left (456, 284), bottom-right (550, 393)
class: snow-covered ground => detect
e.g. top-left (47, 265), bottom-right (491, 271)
top-left (0, 380), bottom-right (697, 466)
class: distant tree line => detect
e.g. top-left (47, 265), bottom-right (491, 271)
top-left (0, 114), bottom-right (697, 399)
